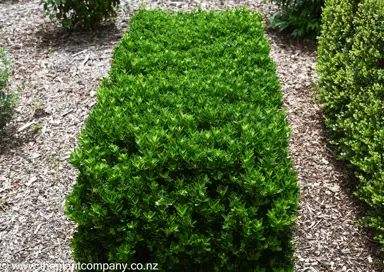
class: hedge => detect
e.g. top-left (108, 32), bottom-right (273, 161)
top-left (317, 0), bottom-right (384, 251)
top-left (65, 8), bottom-right (299, 271)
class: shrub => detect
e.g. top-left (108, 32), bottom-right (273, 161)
top-left (0, 49), bottom-right (17, 130)
top-left (40, 0), bottom-right (120, 30)
top-left (317, 0), bottom-right (384, 251)
top-left (316, 0), bottom-right (358, 138)
top-left (268, 0), bottom-right (324, 39)
top-left (65, 8), bottom-right (299, 271)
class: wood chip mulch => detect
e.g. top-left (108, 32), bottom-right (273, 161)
top-left (0, 0), bottom-right (382, 271)
top-left (266, 31), bottom-right (381, 272)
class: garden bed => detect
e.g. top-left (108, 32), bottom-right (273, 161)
top-left (0, 0), bottom-right (380, 271)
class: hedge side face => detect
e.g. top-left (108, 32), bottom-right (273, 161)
top-left (317, 0), bottom-right (384, 251)
top-left (65, 8), bottom-right (299, 271)
top-left (316, 0), bottom-right (358, 141)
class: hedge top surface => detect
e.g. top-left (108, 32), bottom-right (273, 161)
top-left (66, 7), bottom-right (299, 271)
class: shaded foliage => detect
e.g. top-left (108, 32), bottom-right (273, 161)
top-left (40, 0), bottom-right (120, 30)
top-left (269, 0), bottom-right (324, 39)
top-left (317, 0), bottom-right (384, 252)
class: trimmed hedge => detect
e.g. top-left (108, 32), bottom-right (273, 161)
top-left (65, 8), bottom-right (299, 271)
top-left (317, 0), bottom-right (384, 250)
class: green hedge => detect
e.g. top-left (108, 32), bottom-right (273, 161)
top-left (0, 49), bottom-right (17, 130)
top-left (317, 0), bottom-right (384, 250)
top-left (269, 0), bottom-right (324, 39)
top-left (40, 0), bottom-right (120, 30)
top-left (65, 8), bottom-right (299, 271)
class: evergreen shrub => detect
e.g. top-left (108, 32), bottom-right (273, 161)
top-left (317, 0), bottom-right (384, 250)
top-left (40, 0), bottom-right (120, 30)
top-left (0, 49), bottom-right (17, 130)
top-left (65, 8), bottom-right (299, 271)
top-left (268, 0), bottom-right (325, 39)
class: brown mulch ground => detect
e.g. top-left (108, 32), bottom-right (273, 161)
top-left (266, 31), bottom-right (381, 271)
top-left (0, 0), bottom-right (381, 271)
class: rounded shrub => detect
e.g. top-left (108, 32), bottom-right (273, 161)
top-left (268, 0), bottom-right (325, 39)
top-left (65, 8), bottom-right (299, 271)
top-left (0, 49), bottom-right (17, 130)
top-left (317, 0), bottom-right (384, 251)
top-left (40, 0), bottom-right (120, 30)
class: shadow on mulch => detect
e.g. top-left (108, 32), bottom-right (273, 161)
top-left (322, 125), bottom-right (384, 265)
top-left (265, 27), bottom-right (318, 55)
top-left (267, 27), bottom-right (384, 269)
top-left (34, 21), bottom-right (125, 53)
top-left (0, 123), bottom-right (36, 156)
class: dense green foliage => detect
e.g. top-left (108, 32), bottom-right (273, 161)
top-left (269, 0), bottom-right (324, 39)
top-left (317, 0), bottom-right (384, 250)
top-left (0, 49), bottom-right (17, 130)
top-left (65, 8), bottom-right (299, 271)
top-left (40, 0), bottom-right (120, 30)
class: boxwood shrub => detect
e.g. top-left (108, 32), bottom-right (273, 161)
top-left (40, 0), bottom-right (120, 30)
top-left (65, 7), bottom-right (299, 271)
top-left (269, 0), bottom-right (325, 39)
top-left (0, 49), bottom-right (17, 130)
top-left (317, 0), bottom-right (384, 251)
